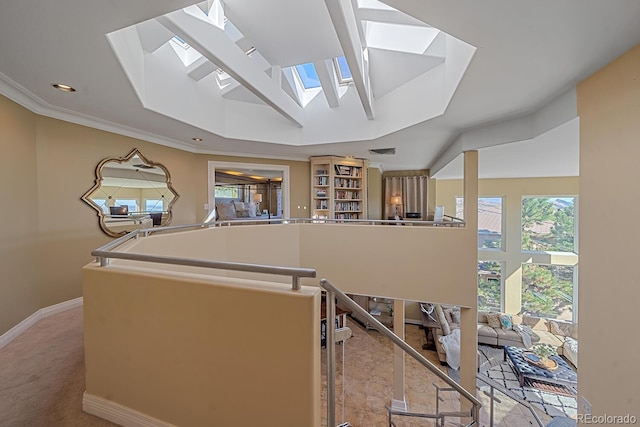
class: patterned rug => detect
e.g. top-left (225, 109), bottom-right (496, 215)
top-left (450, 345), bottom-right (578, 418)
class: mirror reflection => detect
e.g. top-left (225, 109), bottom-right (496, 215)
top-left (82, 148), bottom-right (179, 237)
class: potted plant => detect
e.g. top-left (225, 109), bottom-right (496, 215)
top-left (532, 343), bottom-right (557, 363)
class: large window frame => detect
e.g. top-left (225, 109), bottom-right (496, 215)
top-left (456, 196), bottom-right (505, 251)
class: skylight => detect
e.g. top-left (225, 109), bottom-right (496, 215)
top-left (334, 56), bottom-right (353, 84)
top-left (294, 63), bottom-right (321, 89)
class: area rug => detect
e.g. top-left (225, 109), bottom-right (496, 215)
top-left (448, 345), bottom-right (578, 418)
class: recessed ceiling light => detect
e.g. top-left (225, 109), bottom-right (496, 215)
top-left (51, 83), bottom-right (76, 92)
top-left (192, 137), bottom-right (203, 142)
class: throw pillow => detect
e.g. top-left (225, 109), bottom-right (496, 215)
top-left (451, 310), bottom-right (461, 324)
top-left (486, 312), bottom-right (502, 329)
top-left (443, 309), bottom-right (454, 325)
top-left (236, 209), bottom-right (250, 218)
top-left (216, 202), bottom-right (236, 220)
top-left (549, 320), bottom-right (567, 337)
top-left (499, 314), bottom-right (513, 330)
top-left (247, 203), bottom-right (257, 217)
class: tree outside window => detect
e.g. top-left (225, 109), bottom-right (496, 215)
top-left (521, 264), bottom-right (574, 320)
top-left (478, 261), bottom-right (502, 312)
top-left (522, 197), bottom-right (575, 252)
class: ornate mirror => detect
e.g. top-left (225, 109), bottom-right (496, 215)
top-left (81, 148), bottom-right (179, 237)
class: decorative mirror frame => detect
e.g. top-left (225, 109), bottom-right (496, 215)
top-left (81, 148), bottom-right (180, 237)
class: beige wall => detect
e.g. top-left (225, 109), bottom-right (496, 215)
top-left (83, 265), bottom-right (320, 427)
top-left (435, 177), bottom-right (579, 315)
top-left (0, 95), bottom-right (313, 336)
top-left (577, 44), bottom-right (640, 418)
top-left (0, 95), bottom-right (41, 332)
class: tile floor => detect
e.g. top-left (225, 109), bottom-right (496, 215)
top-left (321, 318), bottom-right (551, 427)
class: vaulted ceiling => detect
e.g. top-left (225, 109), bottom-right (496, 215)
top-left (1, 0), bottom-right (639, 177)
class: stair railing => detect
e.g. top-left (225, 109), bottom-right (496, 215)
top-left (319, 278), bottom-right (481, 427)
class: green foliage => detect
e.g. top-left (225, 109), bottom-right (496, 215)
top-left (478, 261), bottom-right (501, 312)
top-left (521, 264), bottom-right (573, 319)
top-left (522, 198), bottom-right (554, 228)
top-left (522, 198), bottom-right (575, 252)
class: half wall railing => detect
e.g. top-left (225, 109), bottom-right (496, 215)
top-left (90, 219), bottom-right (478, 427)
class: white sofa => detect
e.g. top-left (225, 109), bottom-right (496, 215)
top-left (429, 305), bottom-right (578, 369)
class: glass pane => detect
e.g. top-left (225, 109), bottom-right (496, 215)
top-left (455, 197), bottom-right (464, 220)
top-left (479, 197), bottom-right (502, 249)
top-left (335, 56), bottom-right (352, 81)
top-left (456, 197), bottom-right (503, 249)
top-left (145, 199), bottom-right (164, 212)
top-left (294, 62), bottom-right (321, 89)
top-left (92, 199), bottom-right (109, 214)
top-left (115, 199), bottom-right (138, 213)
top-left (478, 261), bottom-right (502, 312)
top-left (215, 185), bottom-right (239, 199)
top-left (522, 197), bottom-right (575, 252)
top-left (521, 264), bottom-right (574, 320)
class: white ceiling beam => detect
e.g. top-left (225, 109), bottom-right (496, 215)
top-left (186, 56), bottom-right (217, 81)
top-left (313, 60), bottom-right (339, 108)
top-left (325, 0), bottom-right (374, 119)
top-left (136, 19), bottom-right (174, 53)
top-left (357, 7), bottom-right (429, 27)
top-left (157, 7), bottom-right (304, 127)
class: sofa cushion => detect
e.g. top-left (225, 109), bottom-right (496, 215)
top-left (443, 308), bottom-right (454, 325)
top-left (435, 304), bottom-right (451, 335)
top-left (477, 324), bottom-right (498, 338)
top-left (478, 311), bottom-right (489, 323)
top-left (549, 320), bottom-right (574, 337)
top-left (563, 337), bottom-right (578, 367)
top-left (451, 309), bottom-right (461, 324)
top-left (522, 315), bottom-right (548, 331)
top-left (534, 330), bottom-right (564, 348)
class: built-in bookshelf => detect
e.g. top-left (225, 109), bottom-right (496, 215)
top-left (310, 156), bottom-right (368, 220)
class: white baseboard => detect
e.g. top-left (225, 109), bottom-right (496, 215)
top-left (0, 296), bottom-right (83, 350)
top-left (83, 393), bottom-right (178, 427)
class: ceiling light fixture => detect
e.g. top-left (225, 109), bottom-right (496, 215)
top-left (192, 137), bottom-right (203, 142)
top-left (51, 83), bottom-right (76, 92)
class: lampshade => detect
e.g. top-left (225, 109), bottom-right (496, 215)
top-left (253, 194), bottom-right (262, 203)
top-left (390, 195), bottom-right (402, 205)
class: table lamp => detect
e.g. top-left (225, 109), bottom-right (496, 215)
top-left (390, 195), bottom-right (402, 219)
top-left (253, 193), bottom-right (262, 214)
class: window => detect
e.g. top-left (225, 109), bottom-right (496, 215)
top-left (522, 197), bottom-right (575, 252)
top-left (115, 199), bottom-right (138, 213)
top-left (214, 185), bottom-right (239, 199)
top-left (478, 261), bottom-right (502, 312)
top-left (333, 56), bottom-right (353, 84)
top-left (456, 197), bottom-right (503, 249)
top-left (521, 264), bottom-right (574, 320)
top-left (294, 62), bottom-right (321, 89)
top-left (92, 199), bottom-right (109, 214)
top-left (145, 199), bottom-right (164, 212)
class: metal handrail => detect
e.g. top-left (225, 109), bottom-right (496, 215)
top-left (91, 230), bottom-right (316, 291)
top-left (320, 278), bottom-right (481, 427)
top-left (476, 372), bottom-right (545, 427)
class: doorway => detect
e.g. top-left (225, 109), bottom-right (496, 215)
top-left (207, 161), bottom-right (290, 221)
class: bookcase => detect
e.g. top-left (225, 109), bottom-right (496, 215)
top-left (310, 156), bottom-right (368, 220)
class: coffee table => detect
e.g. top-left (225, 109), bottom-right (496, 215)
top-left (504, 345), bottom-right (577, 388)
